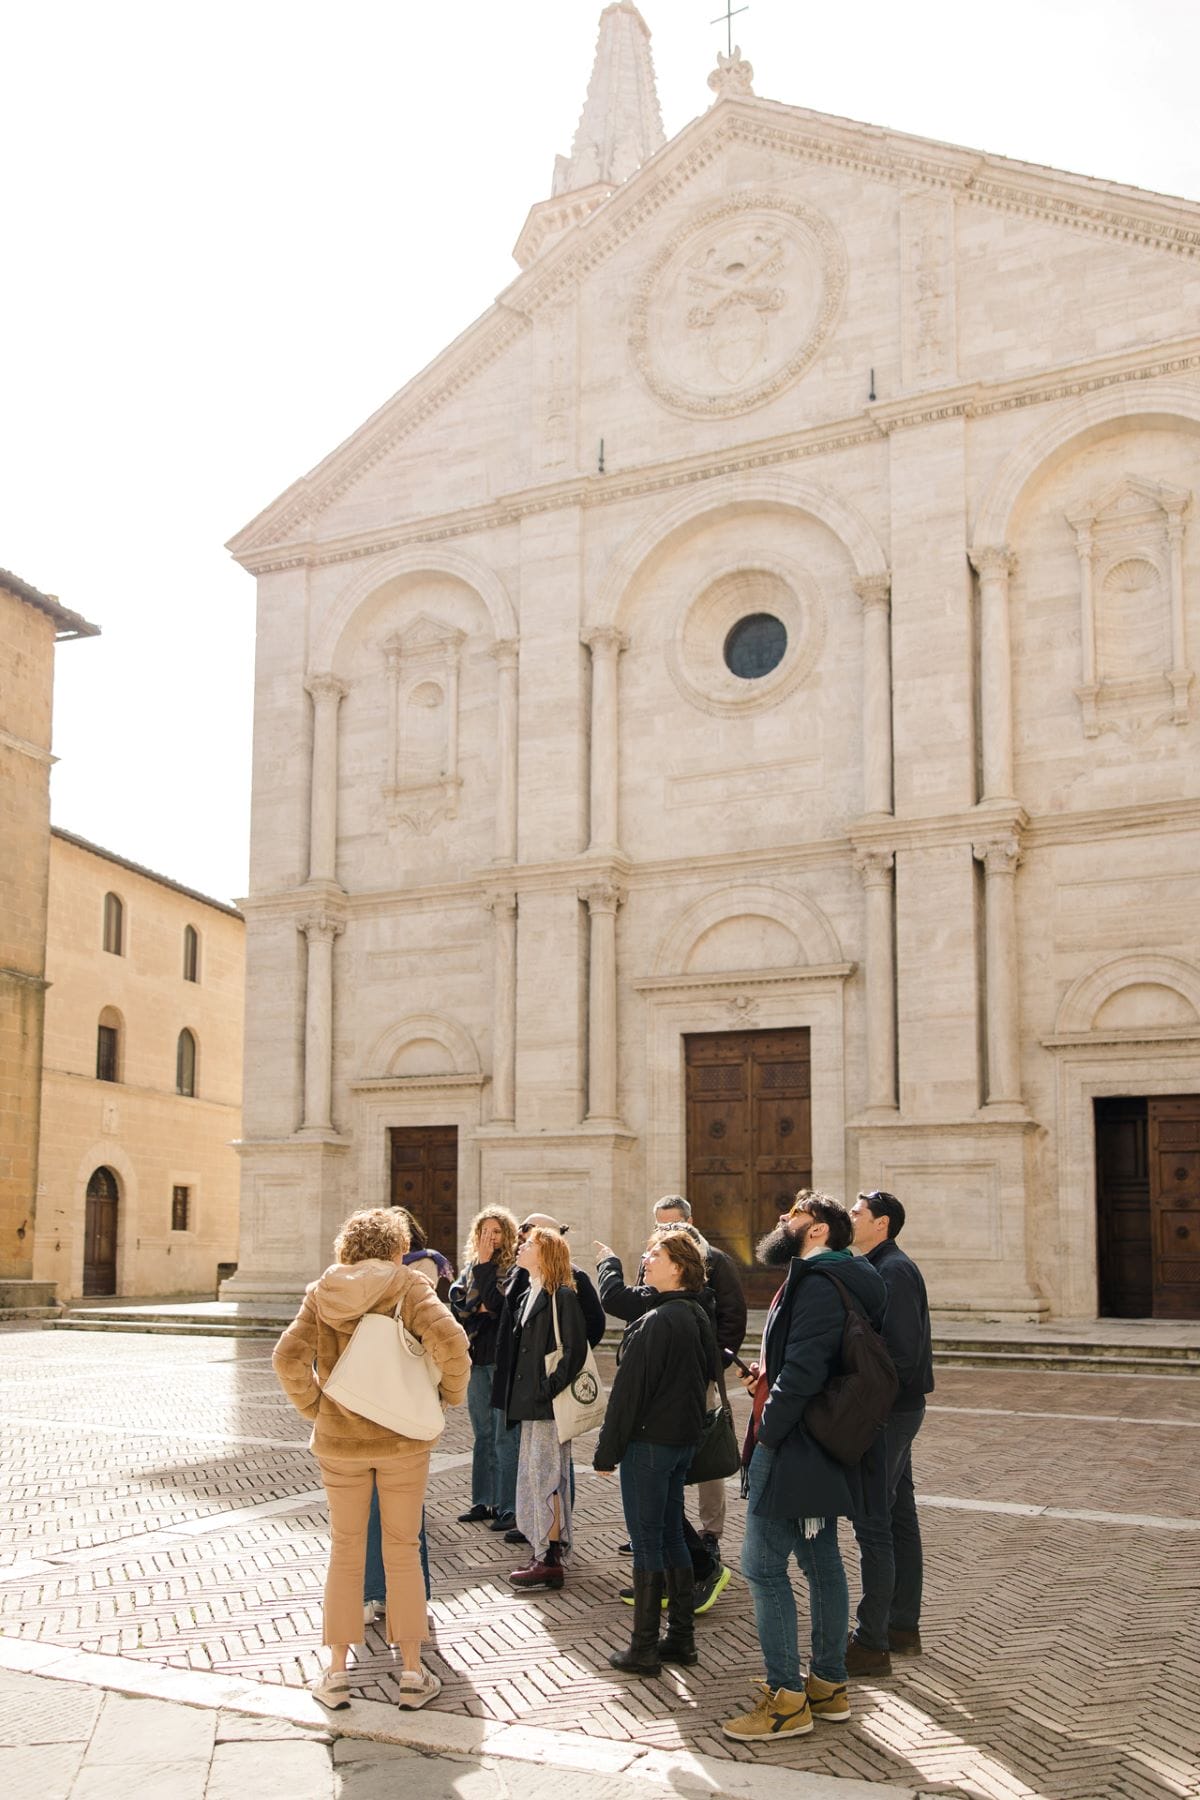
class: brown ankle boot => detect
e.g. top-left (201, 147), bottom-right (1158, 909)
top-left (509, 1546), bottom-right (564, 1590)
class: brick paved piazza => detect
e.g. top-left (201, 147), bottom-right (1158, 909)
top-left (2, 1328), bottom-right (1197, 1800)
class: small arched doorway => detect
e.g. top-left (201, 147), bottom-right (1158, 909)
top-left (83, 1167), bottom-right (120, 1295)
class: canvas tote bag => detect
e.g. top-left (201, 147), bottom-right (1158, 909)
top-left (323, 1304), bottom-right (445, 1442)
top-left (543, 1288), bottom-right (607, 1443)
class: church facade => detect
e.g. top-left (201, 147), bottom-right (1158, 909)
top-left (228, 4), bottom-right (1200, 1320)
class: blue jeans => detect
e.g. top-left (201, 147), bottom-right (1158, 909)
top-left (365, 1483), bottom-right (430, 1603)
top-left (851, 1406), bottom-right (925, 1648)
top-left (618, 1440), bottom-right (694, 1572)
top-left (740, 1443), bottom-right (849, 1690)
top-left (496, 1413), bottom-right (520, 1517)
top-left (467, 1364), bottom-right (500, 1507)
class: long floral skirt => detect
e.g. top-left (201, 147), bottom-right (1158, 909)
top-left (515, 1417), bottom-right (572, 1560)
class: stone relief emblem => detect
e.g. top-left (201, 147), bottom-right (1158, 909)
top-left (630, 194), bottom-right (847, 418)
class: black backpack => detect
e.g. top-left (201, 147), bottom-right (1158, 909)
top-left (802, 1272), bottom-right (898, 1467)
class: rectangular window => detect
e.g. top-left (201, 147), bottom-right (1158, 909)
top-left (96, 1025), bottom-right (119, 1083)
top-left (171, 1186), bottom-right (190, 1232)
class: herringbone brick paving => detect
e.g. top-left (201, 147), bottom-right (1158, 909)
top-left (2, 1330), bottom-right (1197, 1799)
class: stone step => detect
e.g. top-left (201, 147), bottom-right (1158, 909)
top-left (933, 1345), bottom-right (1200, 1376)
top-left (48, 1317), bottom-right (273, 1339)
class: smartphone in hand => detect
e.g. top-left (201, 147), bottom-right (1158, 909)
top-left (723, 1348), bottom-right (752, 1377)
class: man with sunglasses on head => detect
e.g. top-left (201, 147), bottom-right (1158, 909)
top-left (722, 1190), bottom-right (886, 1745)
top-left (487, 1212), bottom-right (606, 1538)
top-left (845, 1190), bottom-right (934, 1675)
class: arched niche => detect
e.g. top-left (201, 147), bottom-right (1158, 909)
top-left (654, 885), bottom-right (843, 977)
top-left (1055, 954), bottom-right (1200, 1037)
top-left (367, 1014), bottom-right (481, 1079)
top-left (311, 545), bottom-right (517, 673)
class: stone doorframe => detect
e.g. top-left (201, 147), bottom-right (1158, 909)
top-left (633, 963), bottom-right (854, 1207)
top-left (350, 1074), bottom-right (485, 1245)
top-left (1043, 1034), bottom-right (1200, 1316)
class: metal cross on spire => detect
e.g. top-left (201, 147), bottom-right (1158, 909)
top-left (711, 1), bottom-right (748, 58)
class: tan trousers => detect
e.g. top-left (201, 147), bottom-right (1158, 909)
top-left (695, 1476), bottom-right (727, 1539)
top-left (317, 1448), bottom-right (430, 1650)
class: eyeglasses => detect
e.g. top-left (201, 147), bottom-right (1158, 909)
top-left (784, 1202), bottom-right (813, 1222)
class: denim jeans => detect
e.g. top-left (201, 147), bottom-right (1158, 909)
top-left (618, 1439), bottom-right (694, 1572)
top-left (467, 1364), bottom-right (499, 1508)
top-left (365, 1481), bottom-right (430, 1603)
top-left (851, 1406), bottom-right (925, 1647)
top-left (740, 1443), bottom-right (849, 1690)
top-left (495, 1413), bottom-right (520, 1517)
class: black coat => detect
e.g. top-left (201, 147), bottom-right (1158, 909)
top-left (490, 1262), bottom-right (605, 1415)
top-left (496, 1280), bottom-right (588, 1424)
top-left (867, 1238), bottom-right (935, 1412)
top-left (599, 1245), bottom-right (748, 1356)
top-left (593, 1290), bottom-right (718, 1471)
top-left (753, 1251), bottom-right (888, 1521)
top-left (447, 1253), bottom-right (506, 1366)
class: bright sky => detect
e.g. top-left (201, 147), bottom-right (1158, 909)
top-left (5, 1), bottom-right (1198, 905)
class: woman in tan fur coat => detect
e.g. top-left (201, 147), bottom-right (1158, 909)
top-left (272, 1207), bottom-right (470, 1711)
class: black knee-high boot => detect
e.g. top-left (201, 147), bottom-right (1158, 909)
top-left (609, 1569), bottom-right (664, 1674)
top-left (658, 1565), bottom-right (698, 1665)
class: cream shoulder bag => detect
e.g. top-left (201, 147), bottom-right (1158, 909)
top-left (323, 1305), bottom-right (445, 1441)
top-left (543, 1288), bottom-right (607, 1443)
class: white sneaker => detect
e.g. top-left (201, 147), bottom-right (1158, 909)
top-left (363, 1599), bottom-right (386, 1628)
top-left (309, 1667), bottom-right (351, 1710)
top-left (397, 1663), bottom-right (442, 1709)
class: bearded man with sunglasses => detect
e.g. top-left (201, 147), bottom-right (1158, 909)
top-left (722, 1191), bottom-right (886, 1745)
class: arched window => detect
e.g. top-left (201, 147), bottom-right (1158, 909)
top-left (176, 1028), bottom-right (196, 1097)
top-left (103, 892), bottom-right (124, 956)
top-left (96, 1007), bottom-right (122, 1082)
top-left (183, 924), bottom-right (199, 983)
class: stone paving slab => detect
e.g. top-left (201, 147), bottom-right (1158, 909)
top-left (3, 1330), bottom-right (1199, 1798)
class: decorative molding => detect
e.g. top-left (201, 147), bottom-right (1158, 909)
top-left (853, 573), bottom-right (891, 612)
top-left (969, 546), bottom-right (1017, 581)
top-left (708, 49), bottom-right (754, 101)
top-left (1054, 952), bottom-right (1200, 1037)
top-left (580, 881), bottom-right (626, 915)
top-left (629, 192), bottom-right (848, 419)
top-left (349, 1072), bottom-right (487, 1092)
top-left (0, 726), bottom-right (55, 766)
top-left (581, 625), bottom-right (629, 657)
top-left (653, 881), bottom-right (843, 975)
top-left (366, 1012), bottom-right (481, 1078)
top-left (853, 848), bottom-right (895, 887)
top-left (634, 962), bottom-right (855, 995)
top-left (297, 910), bottom-right (344, 943)
top-left (484, 889), bottom-right (518, 921)
top-left (972, 837), bottom-right (1023, 877)
top-left (304, 673), bottom-right (348, 705)
top-left (382, 615), bottom-right (466, 835)
top-left (1042, 1028), bottom-right (1200, 1051)
top-left (666, 559), bottom-right (826, 719)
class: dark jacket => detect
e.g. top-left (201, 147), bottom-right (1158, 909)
top-left (599, 1244), bottom-right (748, 1356)
top-left (500, 1281), bottom-right (588, 1424)
top-left (753, 1250), bottom-right (888, 1521)
top-left (490, 1262), bottom-right (605, 1414)
top-left (447, 1253), bottom-right (507, 1367)
top-left (867, 1238), bottom-right (934, 1412)
top-left (593, 1290), bottom-right (718, 1471)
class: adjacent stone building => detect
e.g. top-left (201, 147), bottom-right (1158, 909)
top-left (34, 830), bottom-right (245, 1300)
top-left (226, 4), bottom-right (1200, 1318)
top-left (0, 568), bottom-right (98, 1306)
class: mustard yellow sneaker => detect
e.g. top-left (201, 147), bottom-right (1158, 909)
top-left (721, 1680), bottom-right (814, 1741)
top-left (806, 1671), bottom-right (850, 1722)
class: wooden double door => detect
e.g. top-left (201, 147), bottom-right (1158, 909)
top-left (83, 1166), bottom-right (119, 1296)
top-left (1096, 1095), bottom-right (1200, 1319)
top-left (388, 1125), bottom-right (458, 1260)
top-left (685, 1027), bottom-right (812, 1305)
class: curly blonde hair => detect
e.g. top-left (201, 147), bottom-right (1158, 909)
top-left (334, 1207), bottom-right (411, 1265)
top-left (525, 1225), bottom-right (576, 1295)
top-left (463, 1206), bottom-right (519, 1272)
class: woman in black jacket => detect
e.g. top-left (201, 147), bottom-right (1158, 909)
top-left (593, 1230), bottom-right (718, 1677)
top-left (448, 1206), bottom-right (519, 1524)
top-left (502, 1225), bottom-right (587, 1591)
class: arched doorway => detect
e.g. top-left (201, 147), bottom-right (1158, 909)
top-left (84, 1167), bottom-right (119, 1295)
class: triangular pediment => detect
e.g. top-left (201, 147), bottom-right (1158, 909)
top-left (1068, 475), bottom-right (1193, 531)
top-left (228, 91), bottom-right (1200, 567)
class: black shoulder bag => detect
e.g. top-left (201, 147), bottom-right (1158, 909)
top-left (802, 1273), bottom-right (898, 1467)
top-left (686, 1310), bottom-right (740, 1484)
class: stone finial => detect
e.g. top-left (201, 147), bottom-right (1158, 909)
top-left (551, 3), bottom-right (666, 198)
top-left (708, 46), bottom-right (755, 100)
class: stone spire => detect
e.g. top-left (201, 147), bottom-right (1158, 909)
top-left (552, 2), bottom-right (665, 197)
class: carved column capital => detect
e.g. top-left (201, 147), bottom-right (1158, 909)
top-left (580, 881), bottom-right (625, 916)
top-left (853, 573), bottom-right (892, 612)
top-left (298, 910), bottom-right (345, 944)
top-left (305, 673), bottom-right (348, 704)
top-left (485, 890), bottom-right (518, 922)
top-left (582, 625), bottom-right (629, 659)
top-left (854, 848), bottom-right (895, 887)
top-left (969, 546), bottom-right (1016, 581)
top-left (489, 637), bottom-right (520, 670)
top-left (972, 837), bottom-right (1022, 877)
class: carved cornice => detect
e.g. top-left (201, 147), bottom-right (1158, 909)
top-left (1041, 1027), bottom-right (1200, 1052)
top-left (634, 962), bottom-right (855, 995)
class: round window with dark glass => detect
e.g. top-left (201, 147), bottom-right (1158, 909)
top-left (723, 612), bottom-right (788, 679)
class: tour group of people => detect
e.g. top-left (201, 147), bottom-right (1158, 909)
top-left (272, 1183), bottom-right (933, 1743)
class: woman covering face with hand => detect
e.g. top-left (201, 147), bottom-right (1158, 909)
top-left (448, 1207), bottom-right (519, 1524)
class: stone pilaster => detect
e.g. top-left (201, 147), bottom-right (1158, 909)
top-left (298, 909), bottom-right (343, 1133)
top-left (581, 881), bottom-right (624, 1124)
top-left (855, 574), bottom-right (893, 818)
top-left (854, 848), bottom-right (897, 1114)
top-left (487, 891), bottom-right (517, 1124)
top-left (582, 627), bottom-right (628, 855)
top-left (970, 548), bottom-right (1017, 805)
top-left (972, 835), bottom-right (1023, 1111)
top-left (304, 675), bottom-right (347, 885)
top-left (490, 640), bottom-right (520, 864)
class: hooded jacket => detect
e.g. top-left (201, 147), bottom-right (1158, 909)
top-left (592, 1288), bottom-right (718, 1471)
top-left (272, 1258), bottom-right (470, 1460)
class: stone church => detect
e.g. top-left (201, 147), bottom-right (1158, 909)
top-left (227, 4), bottom-right (1200, 1320)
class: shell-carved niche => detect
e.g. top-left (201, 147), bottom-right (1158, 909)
top-left (1066, 476), bottom-right (1193, 739)
top-left (382, 615), bottom-right (465, 834)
